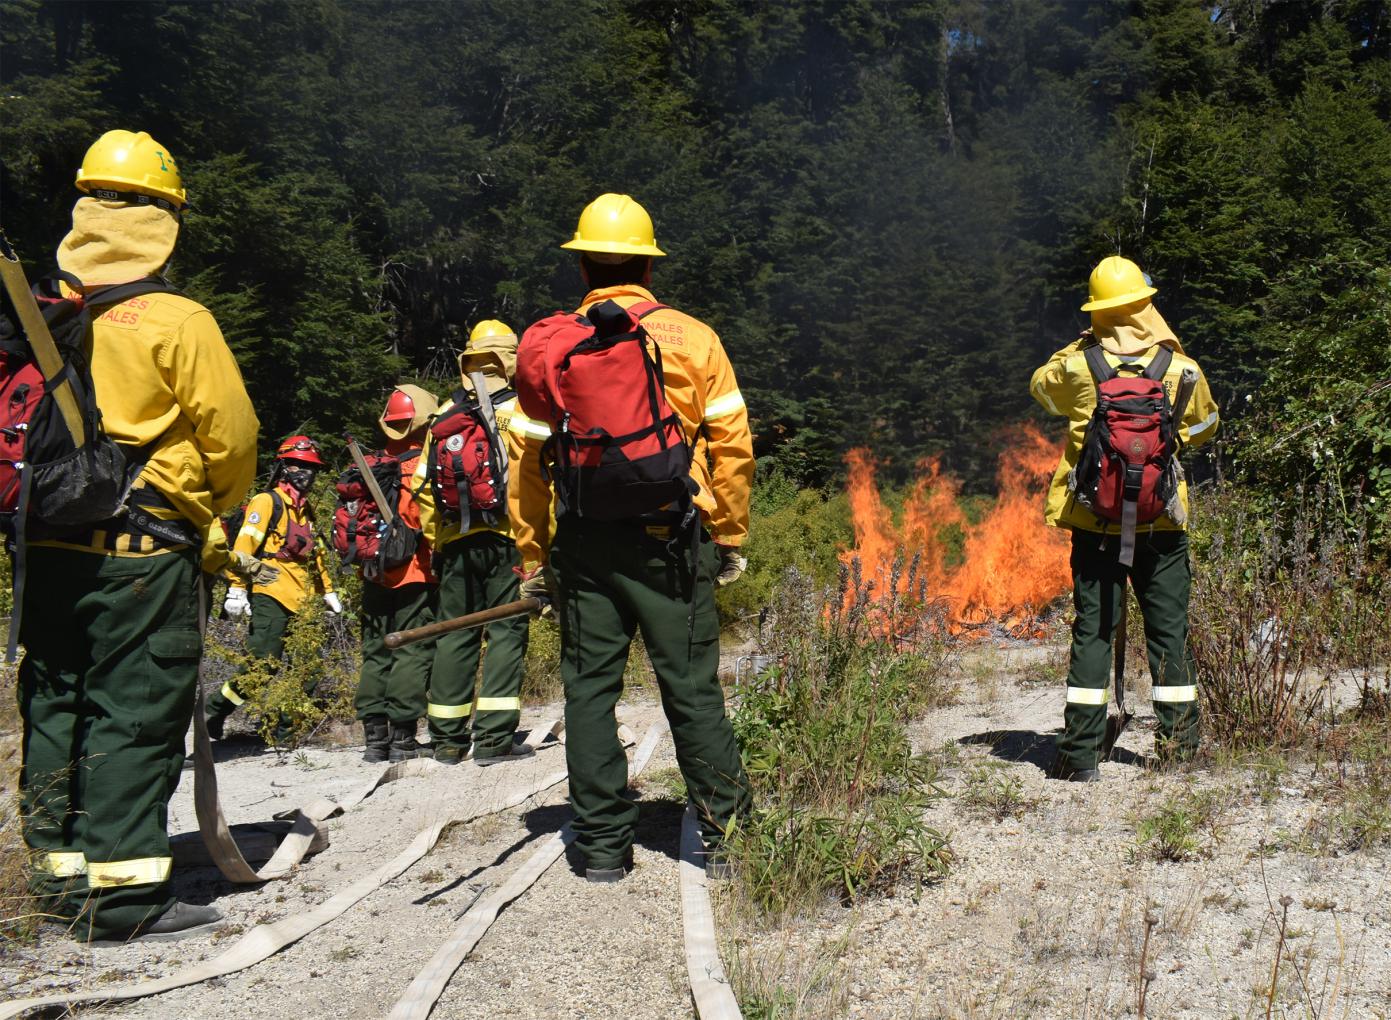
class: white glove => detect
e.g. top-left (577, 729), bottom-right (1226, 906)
top-left (324, 592), bottom-right (344, 615)
top-left (224, 587), bottom-right (251, 618)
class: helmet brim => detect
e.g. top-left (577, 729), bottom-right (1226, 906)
top-left (1081, 286), bottom-right (1157, 312)
top-left (560, 238), bottom-right (666, 257)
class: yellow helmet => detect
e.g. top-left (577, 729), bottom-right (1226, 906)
top-left (76, 131), bottom-right (186, 211)
top-left (1080, 256), bottom-right (1157, 312)
top-left (75, 130), bottom-right (187, 211)
top-left (469, 319), bottom-right (514, 344)
top-left (560, 193), bottom-right (666, 258)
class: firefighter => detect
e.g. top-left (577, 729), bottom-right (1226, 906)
top-left (412, 320), bottom-right (549, 764)
top-left (18, 129), bottom-right (258, 941)
top-left (203, 435), bottom-right (342, 738)
top-left (1031, 256), bottom-right (1220, 780)
top-left (354, 385), bottom-right (440, 763)
top-left (513, 193), bottom-right (754, 881)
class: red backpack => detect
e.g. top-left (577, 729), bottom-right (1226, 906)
top-left (1067, 344), bottom-right (1183, 565)
top-left (331, 452), bottom-right (420, 581)
top-left (425, 388), bottom-right (511, 532)
top-left (516, 299), bottom-right (694, 520)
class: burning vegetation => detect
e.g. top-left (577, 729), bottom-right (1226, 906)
top-left (840, 424), bottom-right (1071, 639)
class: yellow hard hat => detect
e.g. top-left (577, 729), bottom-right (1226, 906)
top-left (469, 319), bottom-right (514, 344)
top-left (75, 130), bottom-right (188, 211)
top-left (1080, 256), bottom-right (1157, 312)
top-left (560, 193), bottom-right (666, 258)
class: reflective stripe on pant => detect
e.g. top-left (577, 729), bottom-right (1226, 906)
top-left (204, 593), bottom-right (292, 721)
top-left (551, 518), bottom-right (752, 868)
top-left (427, 532), bottom-right (528, 756)
top-left (18, 545), bottom-right (201, 939)
top-left (355, 580), bottom-right (436, 723)
top-left (1054, 529), bottom-right (1200, 772)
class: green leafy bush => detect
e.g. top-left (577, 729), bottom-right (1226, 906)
top-left (204, 596), bottom-right (358, 747)
top-left (726, 565), bottom-right (953, 917)
top-left (716, 473), bottom-right (851, 628)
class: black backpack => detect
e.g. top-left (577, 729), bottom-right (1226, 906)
top-left (0, 261), bottom-right (183, 661)
top-left (0, 271), bottom-right (179, 541)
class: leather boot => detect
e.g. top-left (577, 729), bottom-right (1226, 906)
top-left (362, 715), bottom-right (390, 763)
top-left (388, 720), bottom-right (425, 762)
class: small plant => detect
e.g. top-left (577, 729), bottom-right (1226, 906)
top-left (1132, 790), bottom-right (1220, 863)
top-left (522, 616), bottom-right (563, 705)
top-left (959, 761), bottom-right (1037, 821)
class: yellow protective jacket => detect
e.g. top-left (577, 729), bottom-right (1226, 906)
top-left (41, 288), bottom-right (259, 556)
top-left (414, 333), bottom-right (552, 551)
top-left (512, 284), bottom-right (754, 568)
top-left (227, 484), bottom-right (334, 612)
top-left (1030, 336), bottom-right (1220, 532)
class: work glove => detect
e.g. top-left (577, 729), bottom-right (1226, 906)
top-left (227, 551), bottom-right (281, 588)
top-left (715, 545), bottom-right (748, 587)
top-left (516, 564), bottom-right (556, 618)
top-left (324, 592), bottom-right (344, 615)
top-left (224, 587), bottom-right (252, 619)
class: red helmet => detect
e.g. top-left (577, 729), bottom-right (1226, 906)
top-left (276, 434), bottom-right (324, 467)
top-left (382, 389), bottom-right (417, 425)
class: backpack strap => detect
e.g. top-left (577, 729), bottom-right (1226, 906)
top-left (1082, 343), bottom-right (1117, 385)
top-left (256, 489), bottom-right (285, 559)
top-left (629, 301), bottom-right (670, 321)
top-left (1140, 344), bottom-right (1174, 382)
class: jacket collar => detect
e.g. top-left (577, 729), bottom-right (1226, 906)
top-left (579, 284), bottom-right (658, 311)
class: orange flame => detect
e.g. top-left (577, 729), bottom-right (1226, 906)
top-left (841, 423), bottom-right (1070, 639)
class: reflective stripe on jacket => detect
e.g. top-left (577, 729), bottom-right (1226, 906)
top-left (1030, 338), bottom-right (1220, 532)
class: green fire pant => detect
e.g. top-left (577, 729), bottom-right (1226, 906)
top-left (204, 593), bottom-right (292, 721)
top-left (1054, 529), bottom-right (1200, 772)
top-left (550, 517), bottom-right (752, 869)
top-left (18, 545), bottom-right (202, 940)
top-left (355, 580), bottom-right (435, 723)
top-left (427, 531), bottom-right (528, 757)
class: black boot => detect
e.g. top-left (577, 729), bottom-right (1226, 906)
top-left (388, 720), bottom-right (425, 762)
top-left (362, 715), bottom-right (390, 763)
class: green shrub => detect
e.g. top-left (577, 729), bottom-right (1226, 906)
top-left (204, 595), bottom-right (358, 747)
top-left (716, 473), bottom-right (851, 627)
top-left (726, 565), bottom-right (953, 916)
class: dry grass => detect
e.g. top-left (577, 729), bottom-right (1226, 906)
top-left (0, 659), bottom-right (38, 946)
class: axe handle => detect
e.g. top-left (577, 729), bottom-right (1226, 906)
top-left (385, 597), bottom-right (543, 649)
top-left (345, 434), bottom-right (397, 521)
top-left (0, 247), bottom-right (86, 446)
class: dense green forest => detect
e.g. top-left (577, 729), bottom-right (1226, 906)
top-left (2, 0), bottom-right (1388, 520)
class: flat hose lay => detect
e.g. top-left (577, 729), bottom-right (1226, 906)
top-left (386, 721), bottom-right (666, 1020)
top-left (680, 804), bottom-right (743, 1020)
top-left (0, 718), bottom-right (569, 1020)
